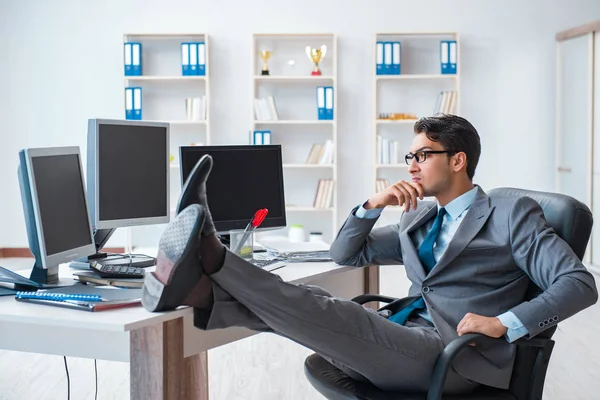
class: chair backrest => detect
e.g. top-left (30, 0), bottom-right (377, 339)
top-left (487, 187), bottom-right (593, 400)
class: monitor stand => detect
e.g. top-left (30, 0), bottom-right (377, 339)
top-left (22, 261), bottom-right (78, 289)
top-left (72, 228), bottom-right (156, 269)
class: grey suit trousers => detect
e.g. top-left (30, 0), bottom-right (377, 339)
top-left (194, 251), bottom-right (478, 394)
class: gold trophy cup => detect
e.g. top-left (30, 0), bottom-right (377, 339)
top-left (260, 50), bottom-right (272, 75)
top-left (305, 45), bottom-right (327, 76)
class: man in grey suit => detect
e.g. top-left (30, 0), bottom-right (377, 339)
top-left (142, 114), bottom-right (598, 395)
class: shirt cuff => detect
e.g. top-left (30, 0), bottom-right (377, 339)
top-left (497, 311), bottom-right (529, 343)
top-left (354, 202), bottom-right (384, 219)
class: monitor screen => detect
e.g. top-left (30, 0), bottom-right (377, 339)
top-left (31, 154), bottom-right (93, 255)
top-left (87, 119), bottom-right (169, 229)
top-left (180, 145), bottom-right (286, 233)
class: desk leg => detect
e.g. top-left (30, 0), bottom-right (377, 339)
top-left (363, 266), bottom-right (380, 310)
top-left (130, 317), bottom-right (209, 400)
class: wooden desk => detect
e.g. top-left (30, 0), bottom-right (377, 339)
top-left (0, 261), bottom-right (375, 399)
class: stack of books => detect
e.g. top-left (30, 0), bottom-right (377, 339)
top-left (433, 91), bottom-right (457, 115)
top-left (376, 136), bottom-right (401, 164)
top-left (313, 179), bottom-right (335, 209)
top-left (306, 140), bottom-right (334, 164)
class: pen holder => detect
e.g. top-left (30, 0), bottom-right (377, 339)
top-left (230, 229), bottom-right (254, 260)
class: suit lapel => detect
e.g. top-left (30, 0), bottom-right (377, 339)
top-left (426, 188), bottom-right (495, 280)
top-left (400, 204), bottom-right (437, 280)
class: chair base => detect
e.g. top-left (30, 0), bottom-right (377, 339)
top-left (304, 353), bottom-right (516, 400)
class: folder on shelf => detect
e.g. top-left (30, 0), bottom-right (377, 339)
top-left (392, 41), bottom-right (401, 75)
top-left (133, 87), bottom-right (142, 120)
top-left (262, 130), bottom-right (272, 145)
top-left (440, 41), bottom-right (455, 75)
top-left (317, 86), bottom-right (326, 120)
top-left (253, 130), bottom-right (263, 145)
top-left (197, 42), bottom-right (206, 76)
top-left (383, 42), bottom-right (392, 74)
top-left (325, 86), bottom-right (334, 120)
top-left (449, 40), bottom-right (457, 74)
top-left (181, 43), bottom-right (191, 75)
top-left (124, 42), bottom-right (142, 76)
top-left (125, 87), bottom-right (134, 120)
top-left (376, 41), bottom-right (384, 75)
top-left (189, 43), bottom-right (198, 75)
top-left (125, 87), bottom-right (142, 120)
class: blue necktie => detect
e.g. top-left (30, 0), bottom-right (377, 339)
top-left (388, 208), bottom-right (447, 325)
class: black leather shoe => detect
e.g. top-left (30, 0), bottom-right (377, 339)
top-left (142, 204), bottom-right (205, 312)
top-left (176, 154), bottom-right (216, 236)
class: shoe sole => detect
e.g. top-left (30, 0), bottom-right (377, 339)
top-left (142, 204), bottom-right (205, 312)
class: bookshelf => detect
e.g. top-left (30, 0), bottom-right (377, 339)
top-left (373, 32), bottom-right (460, 223)
top-left (122, 33), bottom-right (211, 251)
top-left (251, 33), bottom-right (338, 243)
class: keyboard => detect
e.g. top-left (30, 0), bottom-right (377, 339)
top-left (250, 258), bottom-right (286, 272)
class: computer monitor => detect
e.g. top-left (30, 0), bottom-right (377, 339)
top-left (17, 146), bottom-right (97, 285)
top-left (85, 119), bottom-right (169, 263)
top-left (179, 145), bottom-right (287, 236)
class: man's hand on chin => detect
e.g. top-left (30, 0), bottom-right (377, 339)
top-left (457, 313), bottom-right (508, 341)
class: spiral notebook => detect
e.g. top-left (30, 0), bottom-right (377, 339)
top-left (14, 284), bottom-right (142, 312)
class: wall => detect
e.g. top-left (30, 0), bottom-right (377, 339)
top-left (1, 0), bottom-right (599, 246)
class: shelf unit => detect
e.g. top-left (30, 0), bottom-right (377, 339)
top-left (373, 32), bottom-right (460, 223)
top-left (122, 33), bottom-right (211, 251)
top-left (251, 33), bottom-right (337, 242)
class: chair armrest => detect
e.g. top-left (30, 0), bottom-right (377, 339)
top-left (351, 294), bottom-right (397, 305)
top-left (426, 334), bottom-right (554, 400)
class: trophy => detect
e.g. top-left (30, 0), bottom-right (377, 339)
top-left (305, 45), bottom-right (327, 76)
top-left (259, 50), bottom-right (272, 75)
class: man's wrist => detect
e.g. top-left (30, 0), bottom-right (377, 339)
top-left (364, 200), bottom-right (381, 210)
top-left (494, 317), bottom-right (509, 336)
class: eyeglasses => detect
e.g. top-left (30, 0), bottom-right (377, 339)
top-left (404, 150), bottom-right (456, 165)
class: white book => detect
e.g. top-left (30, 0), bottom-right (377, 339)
top-left (325, 180), bottom-right (334, 208)
top-left (313, 179), bottom-right (325, 208)
top-left (254, 98), bottom-right (264, 120)
top-left (434, 91), bottom-right (442, 114)
top-left (267, 96), bottom-right (279, 120)
top-left (382, 138), bottom-right (390, 164)
top-left (440, 92), bottom-right (449, 114)
top-left (319, 140), bottom-right (333, 164)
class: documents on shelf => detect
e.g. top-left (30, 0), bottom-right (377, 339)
top-left (313, 179), bottom-right (334, 209)
top-left (306, 140), bottom-right (334, 164)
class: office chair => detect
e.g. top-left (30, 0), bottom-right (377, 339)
top-left (304, 188), bottom-right (593, 400)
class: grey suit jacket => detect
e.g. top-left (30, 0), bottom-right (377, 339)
top-left (329, 186), bottom-right (598, 389)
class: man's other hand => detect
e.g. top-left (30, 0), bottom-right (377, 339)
top-left (457, 313), bottom-right (508, 338)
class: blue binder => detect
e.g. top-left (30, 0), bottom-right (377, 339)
top-left (197, 42), bottom-right (206, 76)
top-left (253, 131), bottom-right (263, 145)
top-left (440, 40), bottom-right (457, 74)
top-left (125, 87), bottom-right (134, 120)
top-left (133, 87), bottom-right (142, 119)
top-left (448, 40), bottom-right (457, 74)
top-left (383, 42), bottom-right (392, 74)
top-left (124, 42), bottom-right (142, 76)
top-left (325, 86), bottom-right (334, 120)
top-left (262, 130), bottom-right (272, 145)
top-left (181, 43), bottom-right (192, 75)
top-left (392, 41), bottom-right (401, 75)
top-left (125, 87), bottom-right (142, 120)
top-left (317, 86), bottom-right (326, 120)
top-left (376, 41), bottom-right (384, 75)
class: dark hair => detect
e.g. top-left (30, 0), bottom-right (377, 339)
top-left (413, 114), bottom-right (481, 180)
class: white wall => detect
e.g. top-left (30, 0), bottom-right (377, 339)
top-left (1, 0), bottom-right (599, 247)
